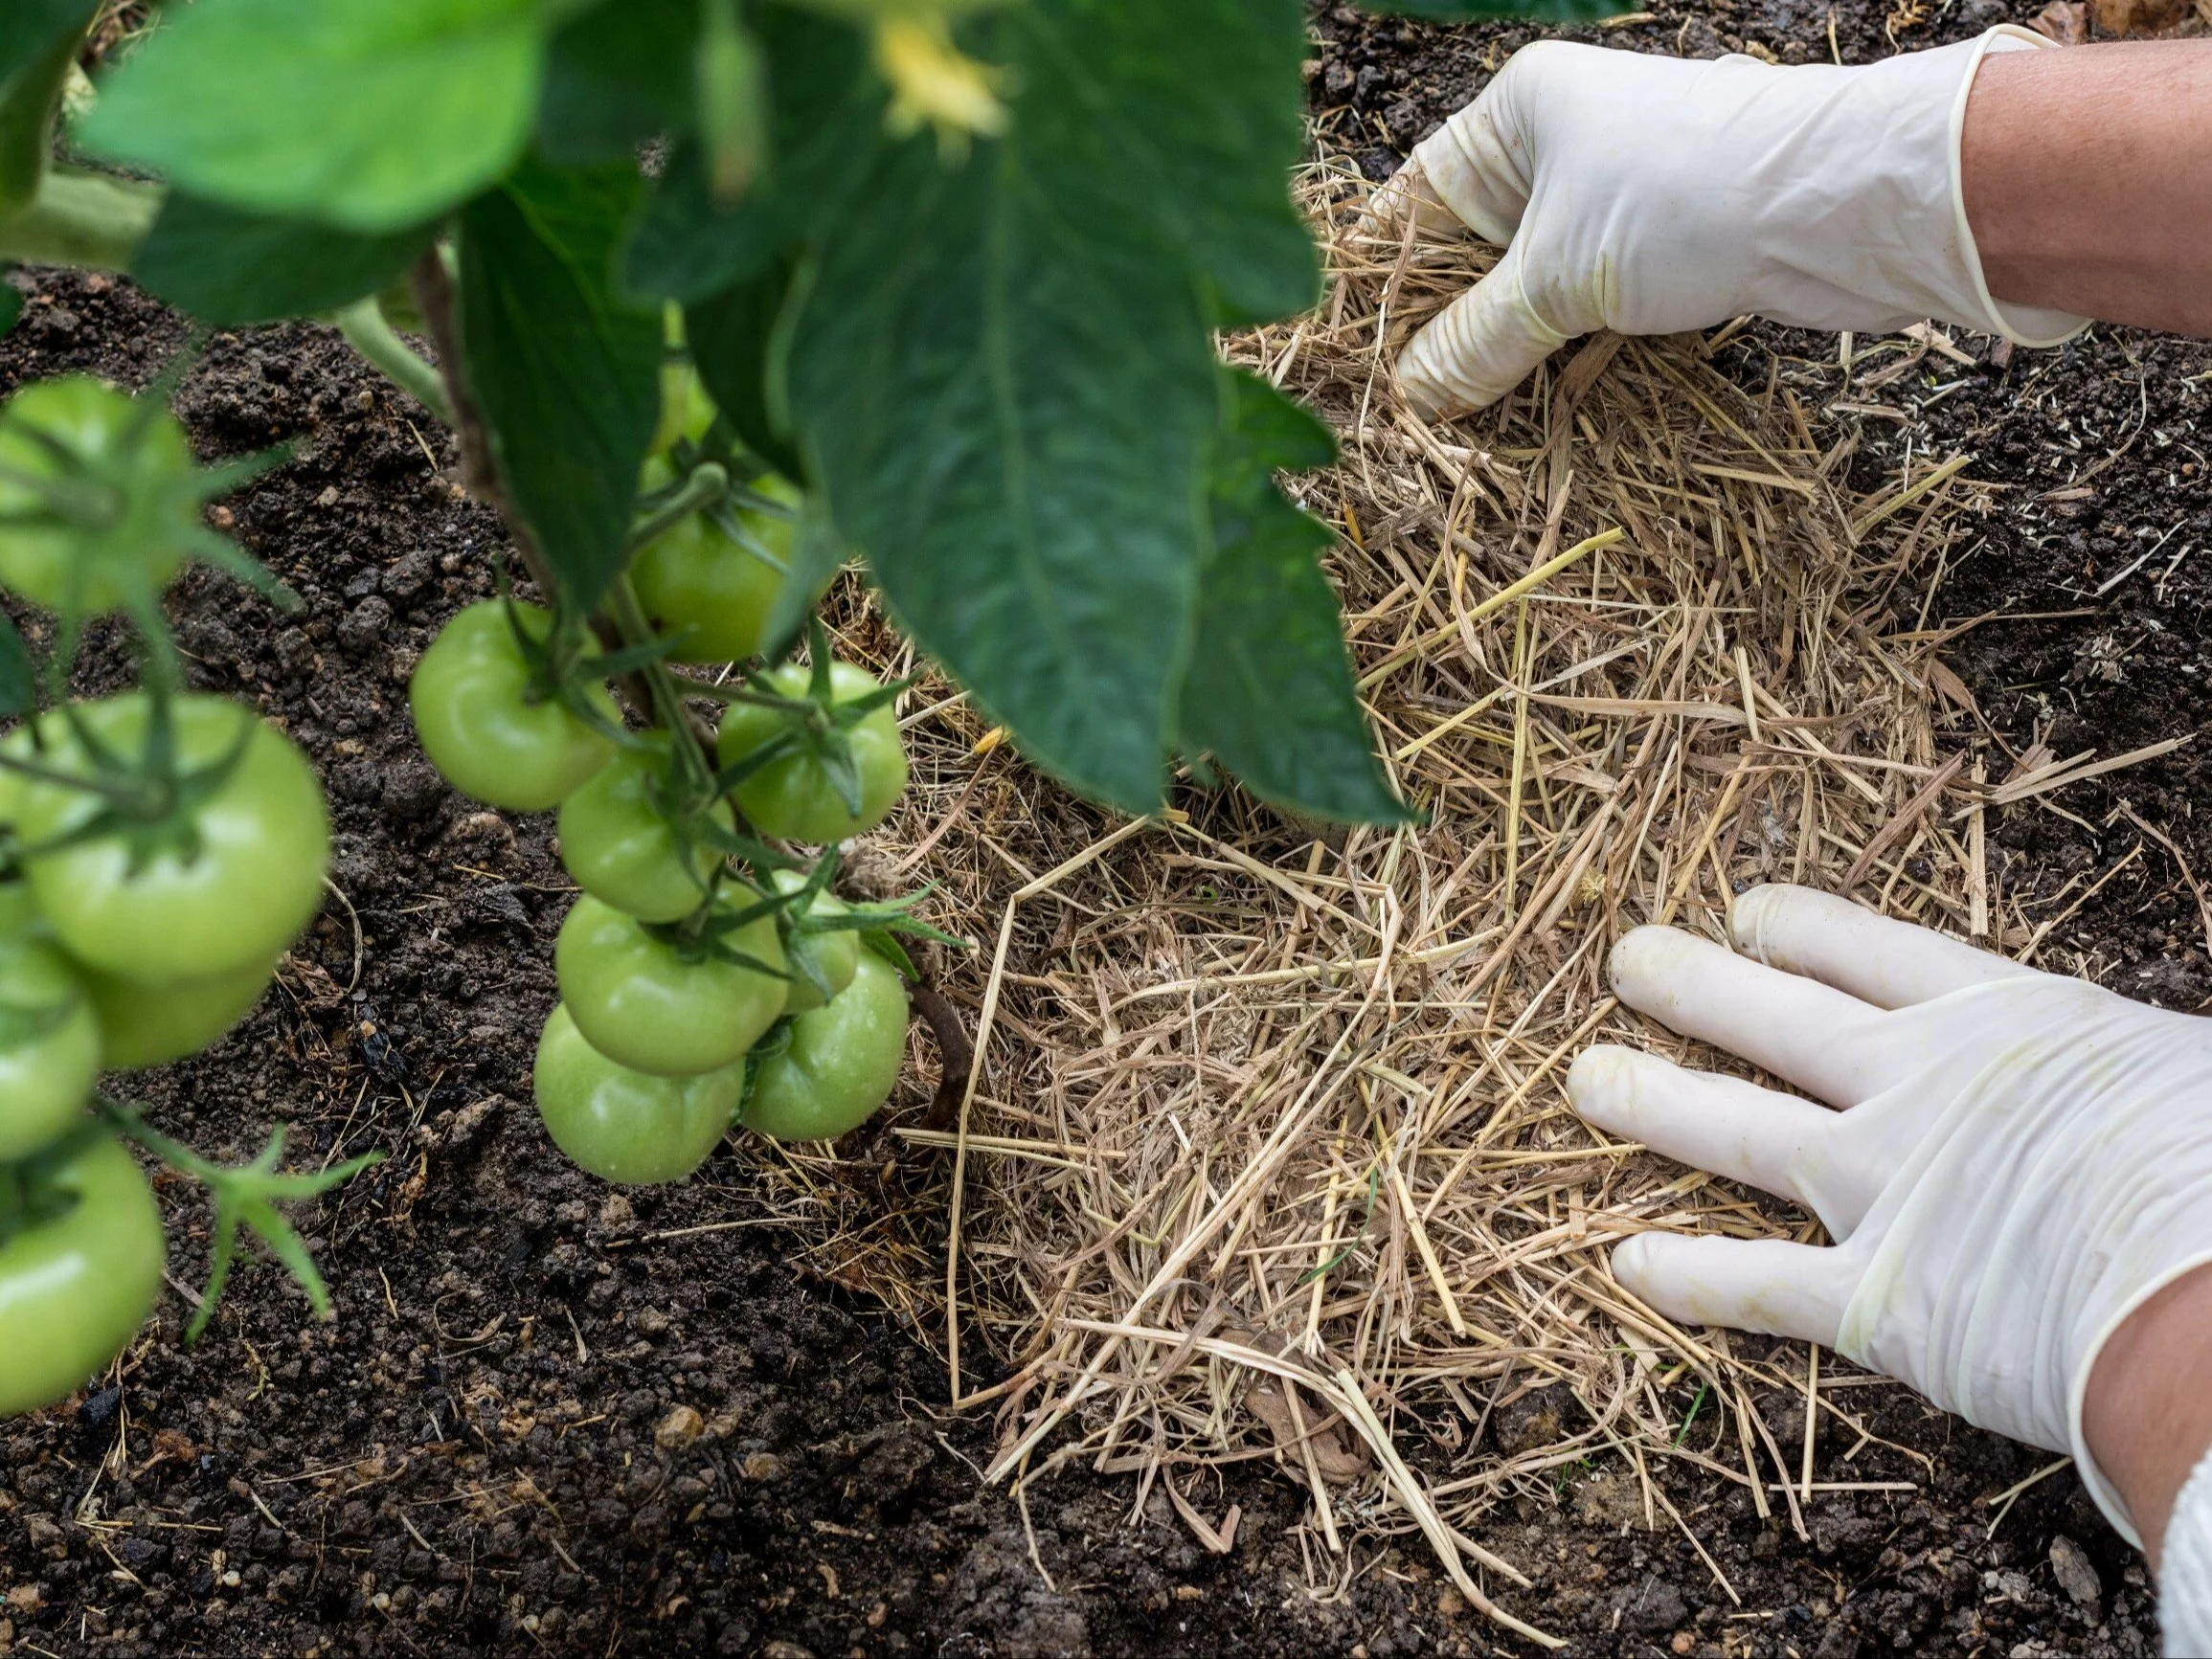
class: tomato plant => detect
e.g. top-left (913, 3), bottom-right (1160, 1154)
top-left (78, 952), bottom-right (282, 1072)
top-left (557, 732), bottom-right (734, 923)
top-left (717, 659), bottom-right (909, 844)
top-left (0, 887), bottom-right (100, 1162)
top-left (410, 599), bottom-right (621, 811)
top-left (740, 950), bottom-right (910, 1141)
top-left (0, 0), bottom-right (1609, 1375)
top-left (554, 891), bottom-right (789, 1077)
top-left (629, 465), bottom-right (798, 665)
top-left (770, 869), bottom-right (859, 1014)
top-left (533, 1003), bottom-right (749, 1185)
top-left (0, 1129), bottom-right (166, 1416)
top-left (12, 692), bottom-right (331, 984)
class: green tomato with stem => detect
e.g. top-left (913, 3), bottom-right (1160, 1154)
top-left (0, 376), bottom-right (194, 615)
top-left (739, 950), bottom-right (909, 1142)
top-left (554, 892), bottom-right (787, 1077)
top-left (79, 951), bottom-right (280, 1070)
top-left (768, 869), bottom-right (858, 1015)
top-left (532, 1003), bottom-right (746, 1186)
top-left (630, 465), bottom-right (799, 665)
top-left (13, 694), bottom-right (330, 985)
top-left (0, 886), bottom-right (99, 1163)
top-left (714, 661), bottom-right (909, 845)
top-left (410, 600), bottom-right (620, 812)
top-left (0, 1129), bottom-right (166, 1416)
top-left (556, 734), bottom-right (733, 924)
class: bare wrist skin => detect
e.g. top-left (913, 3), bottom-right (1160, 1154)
top-left (2082, 1262), bottom-right (2212, 1572)
top-left (1961, 41), bottom-right (2212, 337)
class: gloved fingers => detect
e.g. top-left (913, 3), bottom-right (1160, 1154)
top-left (1610, 1232), bottom-right (1852, 1347)
top-left (1608, 925), bottom-right (1887, 1107)
top-left (1357, 161), bottom-right (1470, 247)
top-left (1567, 1044), bottom-right (1839, 1216)
top-left (1406, 51), bottom-right (1544, 246)
top-left (1729, 884), bottom-right (2037, 1009)
top-left (1396, 245), bottom-right (1569, 419)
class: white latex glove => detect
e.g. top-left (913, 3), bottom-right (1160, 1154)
top-left (1377, 29), bottom-right (2088, 417)
top-left (1568, 885), bottom-right (2212, 1547)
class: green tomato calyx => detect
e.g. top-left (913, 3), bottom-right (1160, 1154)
top-left (0, 374), bottom-right (292, 626)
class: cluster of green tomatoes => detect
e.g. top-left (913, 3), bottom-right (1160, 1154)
top-left (409, 371), bottom-right (928, 1188)
top-left (0, 375), bottom-right (348, 1418)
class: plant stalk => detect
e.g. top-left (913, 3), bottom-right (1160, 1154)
top-left (334, 297), bottom-right (454, 424)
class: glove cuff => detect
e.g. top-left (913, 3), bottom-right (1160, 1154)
top-left (2067, 1247), bottom-right (2212, 1552)
top-left (1947, 26), bottom-right (2089, 349)
top-left (2165, 1446), bottom-right (2212, 1657)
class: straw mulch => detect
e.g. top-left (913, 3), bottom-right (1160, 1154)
top-left (745, 162), bottom-right (2017, 1646)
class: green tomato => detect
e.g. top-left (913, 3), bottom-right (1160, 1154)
top-left (0, 887), bottom-right (99, 1163)
top-left (630, 467), bottom-right (799, 665)
top-left (410, 600), bottom-right (621, 812)
top-left (739, 950), bottom-right (909, 1142)
top-left (79, 952), bottom-right (279, 1070)
top-left (556, 735), bottom-right (733, 924)
top-left (0, 1130), bottom-right (167, 1417)
top-left (714, 661), bottom-right (909, 844)
top-left (554, 892), bottom-right (787, 1077)
top-left (532, 1003), bottom-right (746, 1185)
top-left (0, 376), bottom-right (194, 614)
top-left (768, 869), bottom-right (858, 1015)
top-left (14, 694), bottom-right (330, 985)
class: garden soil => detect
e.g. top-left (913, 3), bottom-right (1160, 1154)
top-left (3, 3), bottom-right (2207, 1655)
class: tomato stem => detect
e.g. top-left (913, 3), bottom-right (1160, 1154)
top-left (334, 297), bottom-right (454, 425)
top-left (624, 460), bottom-right (728, 555)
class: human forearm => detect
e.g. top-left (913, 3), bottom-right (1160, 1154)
top-left (2082, 1261), bottom-right (2212, 1572)
top-left (1964, 42), bottom-right (2212, 337)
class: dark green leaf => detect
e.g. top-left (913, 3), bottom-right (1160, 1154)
top-left (0, 0), bottom-right (96, 84)
top-left (1359, 0), bottom-right (1625, 16)
top-left (1024, 0), bottom-right (1317, 325)
top-left (1180, 371), bottom-right (1410, 823)
top-left (793, 0), bottom-right (1325, 811)
top-left (0, 0), bottom-right (95, 213)
top-left (622, 9), bottom-right (877, 303)
top-left (79, 0), bottom-right (547, 233)
top-left (0, 610), bottom-right (34, 717)
top-left (685, 250), bottom-right (803, 478)
top-left (132, 192), bottom-right (438, 325)
top-left (0, 282), bottom-right (19, 338)
top-left (459, 157), bottom-right (663, 609)
top-left (538, 0), bottom-right (697, 165)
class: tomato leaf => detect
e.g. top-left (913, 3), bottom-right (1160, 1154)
top-left (0, 0), bottom-right (96, 213)
top-left (132, 193), bottom-right (439, 326)
top-left (1181, 371), bottom-right (1409, 824)
top-left (1041, 0), bottom-right (1318, 326)
top-left (78, 0), bottom-right (547, 233)
top-left (458, 158), bottom-right (663, 611)
top-left (537, 0), bottom-right (698, 166)
top-left (0, 0), bottom-right (96, 83)
top-left (684, 250), bottom-right (804, 479)
top-left (792, 0), bottom-right (1318, 811)
top-left (0, 282), bottom-right (20, 339)
top-left (0, 610), bottom-right (35, 718)
top-left (621, 9), bottom-right (878, 303)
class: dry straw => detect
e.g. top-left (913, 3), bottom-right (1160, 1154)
top-left (747, 160), bottom-right (2006, 1643)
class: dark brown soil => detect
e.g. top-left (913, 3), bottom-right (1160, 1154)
top-left (0, 5), bottom-right (2201, 1655)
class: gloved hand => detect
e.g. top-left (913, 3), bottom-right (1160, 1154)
top-left (1373, 29), bottom-right (2088, 417)
top-left (1568, 885), bottom-right (2212, 1547)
